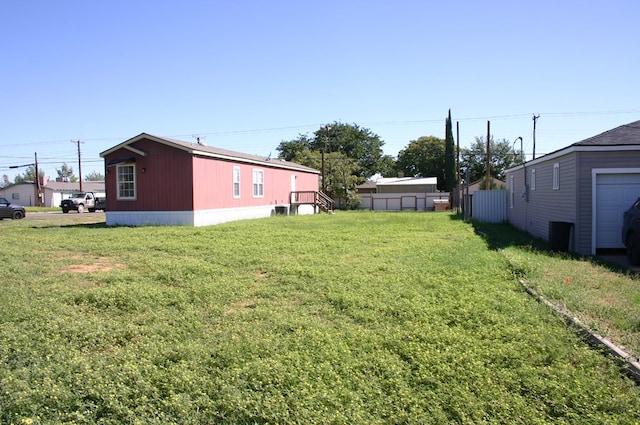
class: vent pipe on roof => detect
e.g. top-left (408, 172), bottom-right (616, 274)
top-left (193, 135), bottom-right (206, 146)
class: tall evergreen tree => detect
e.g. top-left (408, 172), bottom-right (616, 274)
top-left (444, 109), bottom-right (456, 192)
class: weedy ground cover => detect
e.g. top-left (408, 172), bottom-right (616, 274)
top-left (474, 221), bottom-right (640, 362)
top-left (1, 212), bottom-right (640, 424)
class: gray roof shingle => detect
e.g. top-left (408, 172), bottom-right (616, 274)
top-left (573, 120), bottom-right (640, 146)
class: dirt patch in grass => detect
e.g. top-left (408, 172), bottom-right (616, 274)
top-left (66, 257), bottom-right (124, 273)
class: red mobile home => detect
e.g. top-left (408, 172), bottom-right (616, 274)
top-left (99, 133), bottom-right (324, 226)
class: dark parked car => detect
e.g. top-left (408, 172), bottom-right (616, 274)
top-left (0, 197), bottom-right (26, 220)
top-left (622, 198), bottom-right (640, 265)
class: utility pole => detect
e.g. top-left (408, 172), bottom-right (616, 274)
top-left (486, 121), bottom-right (491, 190)
top-left (73, 140), bottom-right (84, 192)
top-left (321, 126), bottom-right (331, 194)
top-left (532, 114), bottom-right (540, 159)
top-left (321, 149), bottom-right (325, 193)
top-left (34, 152), bottom-right (41, 206)
top-left (456, 121), bottom-right (460, 213)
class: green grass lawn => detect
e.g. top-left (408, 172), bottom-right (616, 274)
top-left (474, 221), bottom-right (640, 362)
top-left (1, 212), bottom-right (640, 424)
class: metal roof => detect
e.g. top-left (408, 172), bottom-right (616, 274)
top-left (376, 177), bottom-right (438, 186)
top-left (100, 133), bottom-right (320, 174)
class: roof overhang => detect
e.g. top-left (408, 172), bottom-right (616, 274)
top-left (107, 158), bottom-right (136, 167)
top-left (376, 177), bottom-right (438, 186)
top-left (506, 144), bottom-right (640, 173)
top-left (100, 133), bottom-right (155, 157)
top-left (100, 132), bottom-right (320, 174)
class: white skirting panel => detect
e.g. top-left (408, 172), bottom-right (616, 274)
top-left (105, 210), bottom-right (196, 226)
top-left (194, 205), bottom-right (278, 226)
top-left (105, 204), bottom-right (309, 227)
top-left (296, 204), bottom-right (315, 215)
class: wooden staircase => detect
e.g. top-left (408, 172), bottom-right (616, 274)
top-left (290, 191), bottom-right (334, 214)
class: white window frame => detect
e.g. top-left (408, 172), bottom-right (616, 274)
top-left (252, 169), bottom-right (264, 198)
top-left (552, 163), bottom-right (560, 190)
top-left (233, 166), bottom-right (241, 198)
top-left (510, 175), bottom-right (514, 209)
top-left (116, 164), bottom-right (136, 200)
top-left (11, 193), bottom-right (19, 200)
top-left (530, 169), bottom-right (536, 191)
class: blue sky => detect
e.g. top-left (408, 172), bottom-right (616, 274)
top-left (1, 0), bottom-right (638, 181)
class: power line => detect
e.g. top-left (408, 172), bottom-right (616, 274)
top-left (2, 108), bottom-right (639, 148)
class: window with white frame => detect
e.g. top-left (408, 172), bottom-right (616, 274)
top-left (117, 164), bottom-right (136, 199)
top-left (252, 169), bottom-right (264, 197)
top-left (510, 175), bottom-right (514, 209)
top-left (552, 163), bottom-right (560, 190)
top-left (530, 169), bottom-right (536, 191)
top-left (233, 166), bottom-right (241, 198)
top-left (11, 193), bottom-right (19, 200)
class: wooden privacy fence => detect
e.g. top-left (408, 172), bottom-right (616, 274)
top-left (358, 193), bottom-right (450, 211)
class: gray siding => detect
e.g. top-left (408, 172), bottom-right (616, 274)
top-left (507, 153), bottom-right (577, 245)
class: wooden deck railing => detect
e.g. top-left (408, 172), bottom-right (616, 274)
top-left (290, 191), bottom-right (334, 213)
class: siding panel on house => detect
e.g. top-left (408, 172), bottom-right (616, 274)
top-left (192, 157), bottom-right (317, 210)
top-left (104, 138), bottom-right (194, 212)
top-left (507, 153), bottom-right (577, 242)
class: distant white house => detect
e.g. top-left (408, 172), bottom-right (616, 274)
top-left (0, 179), bottom-right (105, 207)
top-left (0, 182), bottom-right (38, 206)
top-left (374, 177), bottom-right (439, 193)
top-left (356, 176), bottom-right (448, 211)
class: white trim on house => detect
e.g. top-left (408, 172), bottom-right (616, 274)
top-left (509, 175), bottom-right (514, 209)
top-left (552, 163), bottom-right (560, 190)
top-left (123, 145), bottom-right (147, 156)
top-left (105, 204), bottom-right (315, 227)
top-left (116, 164), bottom-right (136, 200)
top-left (252, 169), bottom-right (264, 198)
top-left (509, 145), bottom-right (640, 174)
top-left (531, 169), bottom-right (536, 191)
top-left (590, 167), bottom-right (640, 255)
top-left (233, 166), bottom-right (241, 198)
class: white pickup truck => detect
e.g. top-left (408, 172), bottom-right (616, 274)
top-left (60, 192), bottom-right (106, 213)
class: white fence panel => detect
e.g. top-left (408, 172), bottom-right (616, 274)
top-left (472, 190), bottom-right (507, 223)
top-left (359, 193), bottom-right (450, 211)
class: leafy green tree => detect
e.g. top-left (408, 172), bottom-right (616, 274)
top-left (311, 122), bottom-right (385, 179)
top-left (276, 134), bottom-right (313, 161)
top-left (84, 170), bottom-right (105, 181)
top-left (444, 110), bottom-right (456, 192)
top-left (277, 122), bottom-right (386, 179)
top-left (56, 163), bottom-right (78, 182)
top-left (1, 174), bottom-right (10, 187)
top-left (377, 155), bottom-right (398, 178)
top-left (14, 166), bottom-right (44, 183)
top-left (291, 148), bottom-right (360, 208)
top-left (461, 136), bottom-right (523, 183)
top-left (395, 136), bottom-right (446, 189)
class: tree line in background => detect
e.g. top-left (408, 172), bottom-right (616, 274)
top-left (278, 116), bottom-right (524, 208)
top-left (2, 163), bottom-right (104, 188)
top-left (2, 114), bottom-right (524, 203)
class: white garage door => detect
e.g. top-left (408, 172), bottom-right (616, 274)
top-left (595, 173), bottom-right (640, 249)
